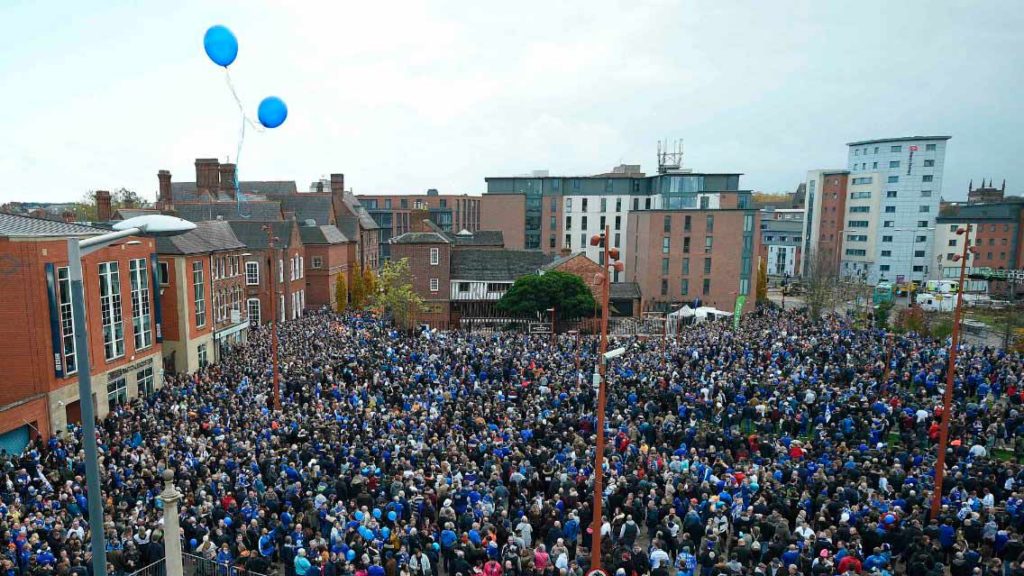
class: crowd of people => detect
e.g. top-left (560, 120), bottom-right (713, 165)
top-left (4, 306), bottom-right (1024, 576)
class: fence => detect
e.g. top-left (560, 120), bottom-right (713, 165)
top-left (183, 553), bottom-right (273, 576)
top-left (127, 558), bottom-right (166, 576)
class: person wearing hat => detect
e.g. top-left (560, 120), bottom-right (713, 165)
top-left (810, 549), bottom-right (833, 575)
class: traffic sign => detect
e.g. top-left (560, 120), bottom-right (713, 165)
top-left (528, 323), bottom-right (552, 334)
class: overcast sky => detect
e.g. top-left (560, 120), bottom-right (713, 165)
top-left (1, 0), bottom-right (1022, 204)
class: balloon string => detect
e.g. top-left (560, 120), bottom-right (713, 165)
top-left (224, 69), bottom-right (263, 218)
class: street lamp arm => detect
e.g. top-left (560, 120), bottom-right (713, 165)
top-left (79, 227), bottom-right (142, 255)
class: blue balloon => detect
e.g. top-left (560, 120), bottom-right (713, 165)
top-left (431, 543), bottom-right (440, 552)
top-left (381, 527), bottom-right (390, 539)
top-left (372, 508), bottom-right (382, 519)
top-left (360, 527), bottom-right (373, 541)
top-left (258, 96), bottom-right (288, 129)
top-left (223, 517), bottom-right (232, 527)
top-left (190, 538), bottom-right (198, 549)
top-left (204, 25), bottom-right (238, 67)
top-left (355, 511), bottom-right (365, 521)
top-left (387, 511), bottom-right (397, 522)
top-left (346, 550), bottom-right (356, 562)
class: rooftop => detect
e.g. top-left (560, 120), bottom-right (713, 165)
top-left (846, 135), bottom-right (952, 147)
top-left (156, 220), bottom-right (246, 255)
top-left (227, 220), bottom-right (299, 249)
top-left (0, 213), bottom-right (105, 238)
top-left (390, 232), bottom-right (450, 244)
top-left (450, 250), bottom-right (554, 281)
top-left (299, 224), bottom-right (350, 245)
top-left (610, 282), bottom-right (642, 300)
top-left (173, 201), bottom-right (283, 222)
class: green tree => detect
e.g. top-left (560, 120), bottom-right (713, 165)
top-left (74, 188), bottom-right (153, 221)
top-left (755, 257), bottom-right (768, 304)
top-left (350, 263), bottom-right (366, 308)
top-left (335, 272), bottom-right (348, 310)
top-left (497, 270), bottom-right (597, 319)
top-left (371, 258), bottom-right (424, 329)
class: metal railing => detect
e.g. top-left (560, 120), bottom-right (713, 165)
top-left (126, 558), bottom-right (166, 576)
top-left (183, 553), bottom-right (273, 576)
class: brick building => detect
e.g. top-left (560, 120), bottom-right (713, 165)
top-left (390, 232), bottom-right (452, 327)
top-left (480, 195), bottom-right (527, 250)
top-left (759, 208), bottom-right (805, 279)
top-left (627, 209), bottom-right (760, 313)
top-left (357, 190), bottom-right (482, 261)
top-left (935, 202), bottom-right (1024, 279)
top-left (299, 224), bottom-right (354, 310)
top-left (156, 221), bottom-right (249, 373)
top-left (0, 214), bottom-right (165, 451)
top-left (228, 221), bottom-right (307, 326)
top-left (803, 170), bottom-right (849, 277)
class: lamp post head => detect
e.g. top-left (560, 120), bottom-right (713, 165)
top-left (113, 215), bottom-right (196, 237)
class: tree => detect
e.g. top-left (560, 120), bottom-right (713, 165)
top-left (362, 265), bottom-right (378, 302)
top-left (73, 187), bottom-right (153, 221)
top-left (371, 258), bottom-right (424, 329)
top-left (755, 257), bottom-right (769, 304)
top-left (497, 270), bottom-right (597, 319)
top-left (804, 249), bottom-right (842, 320)
top-left (350, 263), bottom-right (366, 308)
top-left (334, 272), bottom-right (348, 310)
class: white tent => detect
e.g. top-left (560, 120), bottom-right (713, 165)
top-left (666, 305), bottom-right (695, 333)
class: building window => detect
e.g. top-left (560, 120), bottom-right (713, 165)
top-left (582, 216), bottom-right (588, 229)
top-left (887, 176), bottom-right (899, 183)
top-left (98, 261), bottom-right (125, 361)
top-left (632, 198), bottom-right (639, 210)
top-left (600, 198), bottom-right (607, 212)
top-left (881, 250), bottom-right (892, 257)
top-left (851, 191), bottom-right (872, 200)
top-left (744, 214), bottom-right (753, 232)
top-left (684, 215), bottom-right (691, 231)
top-left (883, 221), bottom-right (894, 228)
top-left (106, 376), bottom-right (127, 407)
top-left (662, 237), bottom-right (670, 254)
top-left (926, 144), bottom-right (937, 151)
top-left (565, 216), bottom-right (572, 230)
top-left (851, 177), bottom-right (873, 185)
top-left (645, 198), bottom-right (652, 210)
top-left (683, 237), bottom-right (690, 253)
top-left (614, 233), bottom-right (620, 247)
top-left (912, 265), bottom-right (924, 272)
top-left (129, 258), bottom-right (152, 351)
top-left (702, 278), bottom-right (711, 295)
top-left (704, 257), bottom-right (712, 274)
top-left (880, 265), bottom-right (890, 271)
top-left (851, 206), bottom-right (871, 213)
top-left (56, 267), bottom-right (77, 375)
top-left (429, 278), bottom-right (439, 292)
top-left (311, 256), bottom-right (323, 269)
top-left (564, 234), bottom-right (571, 248)
top-left (246, 261), bottom-right (260, 285)
top-left (886, 191), bottom-right (898, 198)
top-left (891, 145), bottom-right (902, 152)
top-left (922, 175), bottom-right (934, 182)
top-left (198, 343), bottom-right (209, 368)
top-left (660, 279), bottom-right (668, 296)
top-left (739, 278), bottom-right (750, 295)
top-left (873, 162), bottom-right (878, 169)
top-left (845, 249), bottom-right (867, 256)
top-left (486, 283), bottom-right (508, 293)
top-left (279, 294), bottom-right (285, 322)
top-left (430, 248), bottom-right (439, 265)
top-left (918, 220), bottom-right (929, 227)
top-left (137, 366), bottom-right (155, 397)
top-left (924, 159), bottom-right (935, 167)
top-left (680, 279), bottom-right (689, 295)
top-left (661, 258), bottom-right (669, 275)
top-left (614, 215), bottom-right (621, 230)
top-left (457, 282), bottom-right (470, 292)
top-left (882, 235), bottom-right (893, 242)
top-left (615, 198), bottom-right (622, 212)
top-left (663, 215), bottom-right (671, 233)
top-left (889, 161), bottom-right (900, 168)
top-left (884, 206), bottom-right (896, 213)
top-left (919, 205), bottom-right (930, 213)
top-left (600, 215), bottom-right (606, 230)
top-left (278, 259), bottom-right (283, 283)
top-left (565, 198), bottom-right (572, 211)
top-left (549, 236), bottom-right (555, 249)
top-left (705, 236), bottom-right (713, 250)
top-left (921, 190), bottom-right (933, 197)
top-left (915, 250), bottom-right (926, 257)
top-left (706, 215), bottom-right (714, 232)
top-left (192, 261), bottom-right (206, 328)
top-left (247, 298), bottom-right (261, 325)
top-left (682, 257), bottom-right (689, 275)
top-left (158, 261), bottom-right (169, 285)
top-left (581, 198), bottom-right (588, 212)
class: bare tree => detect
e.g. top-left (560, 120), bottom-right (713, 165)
top-left (804, 249), bottom-right (842, 320)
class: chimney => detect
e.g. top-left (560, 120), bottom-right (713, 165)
top-left (62, 211), bottom-right (76, 223)
top-left (195, 158), bottom-right (220, 196)
top-left (95, 190), bottom-right (112, 221)
top-left (157, 170), bottom-right (172, 209)
top-left (219, 163), bottom-right (237, 196)
top-left (330, 173), bottom-right (345, 194)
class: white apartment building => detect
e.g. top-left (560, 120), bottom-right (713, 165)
top-left (843, 136), bottom-right (951, 284)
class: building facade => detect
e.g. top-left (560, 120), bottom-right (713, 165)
top-left (156, 221), bottom-right (249, 373)
top-left (228, 221), bottom-right (307, 327)
top-left (389, 232), bottom-right (452, 327)
top-left (760, 208), bottom-right (804, 278)
top-left (0, 214), bottom-right (165, 450)
top-left (357, 191), bottom-right (481, 261)
top-left (299, 224), bottom-right (353, 310)
top-left (843, 136), bottom-right (951, 283)
top-left (935, 202), bottom-right (1024, 280)
top-left (802, 170), bottom-right (848, 277)
top-left (626, 208), bottom-right (760, 313)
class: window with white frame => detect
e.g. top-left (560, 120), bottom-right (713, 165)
top-left (192, 260), bottom-right (206, 328)
top-left (129, 258), bottom-right (152, 351)
top-left (106, 376), bottom-right (127, 407)
top-left (430, 248), bottom-right (439, 265)
top-left (299, 257), bottom-right (304, 278)
top-left (56, 267), bottom-right (77, 374)
top-left (137, 366), bottom-right (155, 396)
top-left (430, 278), bottom-right (439, 292)
top-left (311, 256), bottom-right (323, 269)
top-left (246, 261), bottom-right (260, 285)
top-left (247, 298), bottom-right (261, 325)
top-left (278, 259), bottom-right (284, 283)
top-left (279, 294), bottom-right (285, 322)
top-left (99, 261), bottom-right (125, 360)
top-left (198, 343), bottom-right (208, 368)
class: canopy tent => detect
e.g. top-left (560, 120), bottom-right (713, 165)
top-left (668, 305), bottom-right (731, 331)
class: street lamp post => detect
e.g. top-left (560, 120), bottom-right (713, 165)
top-left (931, 224), bottom-right (976, 518)
top-left (262, 224), bottom-right (282, 411)
top-left (69, 215), bottom-right (195, 576)
top-left (588, 226), bottom-right (623, 571)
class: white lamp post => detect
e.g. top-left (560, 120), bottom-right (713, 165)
top-left (68, 215), bottom-right (195, 576)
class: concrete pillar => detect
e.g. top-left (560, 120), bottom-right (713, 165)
top-left (160, 469), bottom-right (184, 576)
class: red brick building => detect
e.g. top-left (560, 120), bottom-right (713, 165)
top-left (357, 190), bottom-right (482, 261)
top-left (390, 232), bottom-right (452, 327)
top-left (627, 209), bottom-right (761, 313)
top-left (228, 221), bottom-right (307, 326)
top-left (156, 221), bottom-right (249, 373)
top-left (299, 225), bottom-right (354, 310)
top-left (0, 214), bottom-right (165, 450)
top-left (480, 195), bottom-right (527, 250)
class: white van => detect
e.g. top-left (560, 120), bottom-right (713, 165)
top-left (918, 293), bottom-right (955, 312)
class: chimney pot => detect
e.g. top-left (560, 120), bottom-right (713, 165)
top-left (330, 173), bottom-right (345, 193)
top-left (95, 190), bottom-right (113, 222)
top-left (219, 163), bottom-right (237, 195)
top-left (195, 158), bottom-right (220, 196)
top-left (157, 170), bottom-right (172, 209)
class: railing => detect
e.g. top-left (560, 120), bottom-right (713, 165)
top-left (183, 553), bottom-right (273, 576)
top-left (126, 558), bottom-right (166, 576)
